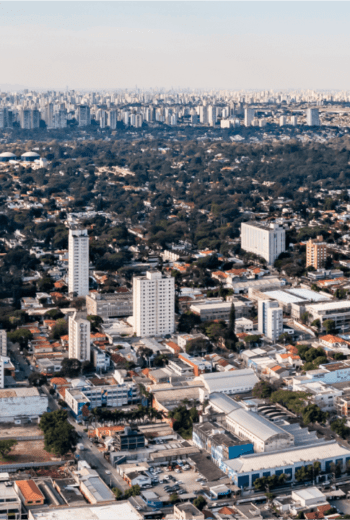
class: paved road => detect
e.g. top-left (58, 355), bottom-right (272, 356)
top-left (8, 342), bottom-right (32, 381)
top-left (69, 419), bottom-right (129, 492)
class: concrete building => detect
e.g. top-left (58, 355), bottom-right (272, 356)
top-left (258, 300), bottom-right (283, 341)
top-left (68, 227), bottom-right (89, 297)
top-left (305, 300), bottom-right (350, 330)
top-left (306, 107), bottom-right (320, 126)
top-left (86, 292), bottom-right (132, 318)
top-left (133, 270), bottom-right (175, 337)
top-left (28, 502), bottom-right (143, 520)
top-left (241, 221), bottom-right (286, 265)
top-left (68, 312), bottom-right (91, 362)
top-left (0, 387), bottom-right (48, 423)
top-left (190, 301), bottom-right (249, 321)
top-left (78, 105), bottom-right (91, 126)
top-left (244, 107), bottom-right (255, 127)
top-left (197, 369), bottom-right (259, 400)
top-left (306, 236), bottom-right (327, 269)
top-left (0, 329), bottom-right (7, 357)
top-left (15, 480), bottom-right (44, 507)
top-left (0, 482), bottom-right (21, 519)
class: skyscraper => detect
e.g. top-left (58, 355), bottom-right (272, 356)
top-left (68, 228), bottom-right (89, 297)
top-left (68, 311), bottom-right (91, 361)
top-left (78, 105), bottom-right (91, 127)
top-left (258, 300), bottom-right (283, 341)
top-left (244, 107), bottom-right (255, 127)
top-left (133, 270), bottom-right (175, 337)
top-left (306, 108), bottom-right (320, 126)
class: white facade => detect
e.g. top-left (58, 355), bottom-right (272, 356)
top-left (258, 300), bottom-right (283, 341)
top-left (244, 107), bottom-right (255, 127)
top-left (0, 330), bottom-right (7, 357)
top-left (133, 270), bottom-right (175, 337)
top-left (68, 312), bottom-right (91, 362)
top-left (0, 387), bottom-right (48, 423)
top-left (306, 108), bottom-right (320, 126)
top-left (241, 221), bottom-right (286, 265)
top-left (68, 228), bottom-right (89, 297)
top-left (0, 357), bottom-right (4, 389)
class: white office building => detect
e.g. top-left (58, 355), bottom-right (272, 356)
top-left (306, 108), bottom-right (320, 126)
top-left (0, 330), bottom-right (7, 357)
top-left (241, 221), bottom-right (286, 265)
top-left (199, 105), bottom-right (208, 124)
top-left (133, 270), bottom-right (175, 337)
top-left (244, 107), bottom-right (255, 127)
top-left (68, 312), bottom-right (91, 362)
top-left (68, 228), bottom-right (89, 297)
top-left (207, 105), bottom-right (217, 125)
top-left (258, 300), bottom-right (283, 341)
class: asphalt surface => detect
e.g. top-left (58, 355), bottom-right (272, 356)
top-left (8, 342), bottom-right (32, 381)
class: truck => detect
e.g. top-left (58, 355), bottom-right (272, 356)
top-left (77, 443), bottom-right (85, 451)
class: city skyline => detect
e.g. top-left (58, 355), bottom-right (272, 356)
top-left (2, 1), bottom-right (350, 90)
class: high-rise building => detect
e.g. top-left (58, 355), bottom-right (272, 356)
top-left (108, 109), bottom-right (117, 129)
top-left (78, 105), bottom-right (91, 126)
top-left (290, 115), bottom-right (298, 126)
top-left (306, 235), bottom-right (327, 269)
top-left (279, 115), bottom-right (287, 126)
top-left (133, 270), bottom-right (175, 337)
top-left (199, 105), bottom-right (208, 124)
top-left (244, 107), bottom-right (255, 127)
top-left (207, 105), bottom-right (217, 125)
top-left (31, 109), bottom-right (40, 129)
top-left (44, 103), bottom-right (54, 127)
top-left (19, 108), bottom-right (31, 129)
top-left (0, 330), bottom-right (7, 357)
top-left (68, 312), bottom-right (91, 361)
top-left (258, 300), bottom-right (283, 341)
top-left (306, 108), bottom-right (320, 126)
top-left (241, 221), bottom-right (286, 265)
top-left (68, 228), bottom-right (89, 297)
top-left (0, 357), bottom-right (4, 389)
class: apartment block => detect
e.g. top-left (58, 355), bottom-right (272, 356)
top-left (306, 235), bottom-right (327, 269)
top-left (68, 312), bottom-right (91, 362)
top-left (68, 228), bottom-right (89, 297)
top-left (241, 221), bottom-right (286, 265)
top-left (258, 300), bottom-right (283, 341)
top-left (86, 291), bottom-right (132, 319)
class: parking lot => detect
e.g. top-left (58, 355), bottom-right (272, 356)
top-left (145, 463), bottom-right (209, 500)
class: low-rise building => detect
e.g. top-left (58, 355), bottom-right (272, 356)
top-left (86, 291), bottom-right (133, 318)
top-left (15, 480), bottom-right (45, 507)
top-left (0, 388), bottom-right (48, 423)
top-left (0, 482), bottom-right (21, 519)
top-left (196, 369), bottom-right (259, 401)
top-left (190, 301), bottom-right (249, 321)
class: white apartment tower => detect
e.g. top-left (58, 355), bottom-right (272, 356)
top-left (0, 330), bottom-right (7, 357)
top-left (244, 107), bottom-right (255, 127)
top-left (78, 105), bottom-right (91, 126)
top-left (133, 270), bottom-right (175, 337)
top-left (68, 312), bottom-right (91, 362)
top-left (0, 357), bottom-right (4, 389)
top-left (306, 108), bottom-right (320, 126)
top-left (241, 221), bottom-right (286, 265)
top-left (258, 300), bottom-right (283, 341)
top-left (68, 228), bottom-right (89, 297)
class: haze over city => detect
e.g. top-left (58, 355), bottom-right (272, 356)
top-left (2, 1), bottom-right (350, 90)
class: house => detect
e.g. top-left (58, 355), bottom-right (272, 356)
top-left (15, 480), bottom-right (45, 506)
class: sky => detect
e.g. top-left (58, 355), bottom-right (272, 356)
top-left (1, 1), bottom-right (350, 90)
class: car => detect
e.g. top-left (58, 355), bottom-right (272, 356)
top-left (159, 480), bottom-right (164, 484)
top-left (178, 490), bottom-right (186, 495)
top-left (105, 470), bottom-right (111, 475)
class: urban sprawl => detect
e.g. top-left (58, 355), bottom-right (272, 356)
top-left (1, 88), bottom-right (350, 520)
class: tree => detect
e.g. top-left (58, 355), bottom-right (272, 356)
top-left (0, 439), bottom-right (17, 459)
top-left (39, 410), bottom-right (78, 456)
top-left (252, 381), bottom-right (274, 399)
top-left (37, 276), bottom-right (54, 293)
top-left (323, 319), bottom-right (336, 334)
top-left (87, 315), bottom-right (103, 332)
top-left (302, 404), bottom-right (327, 425)
top-left (112, 488), bottom-right (123, 500)
top-left (301, 311), bottom-right (310, 324)
top-left (169, 493), bottom-right (179, 504)
top-left (60, 358), bottom-right (82, 378)
top-left (311, 319), bottom-right (320, 329)
top-left (28, 372), bottom-right (47, 387)
top-left (7, 328), bottom-right (33, 348)
top-left (50, 319), bottom-right (68, 340)
top-left (335, 288), bottom-right (347, 300)
top-left (178, 312), bottom-right (201, 333)
top-left (193, 495), bottom-right (206, 511)
top-left (123, 485), bottom-right (141, 499)
top-left (330, 417), bottom-right (350, 438)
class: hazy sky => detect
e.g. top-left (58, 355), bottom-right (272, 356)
top-left (2, 1), bottom-right (350, 90)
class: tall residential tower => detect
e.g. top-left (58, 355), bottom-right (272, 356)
top-left (68, 228), bottom-right (89, 297)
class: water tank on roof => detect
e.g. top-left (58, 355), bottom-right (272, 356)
top-left (124, 426), bottom-right (132, 436)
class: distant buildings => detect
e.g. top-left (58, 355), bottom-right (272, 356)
top-left (306, 235), bottom-right (327, 269)
top-left (0, 330), bottom-right (7, 357)
top-left (258, 300), bottom-right (283, 341)
top-left (133, 270), bottom-right (175, 337)
top-left (68, 228), bottom-right (89, 297)
top-left (306, 107), bottom-right (320, 126)
top-left (241, 221), bottom-right (286, 265)
top-left (68, 311), bottom-right (91, 362)
top-left (78, 105), bottom-right (91, 126)
top-left (244, 107), bottom-right (255, 127)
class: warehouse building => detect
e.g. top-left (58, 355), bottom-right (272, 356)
top-left (0, 388), bottom-right (48, 423)
top-left (196, 369), bottom-right (259, 401)
top-left (222, 441), bottom-right (350, 489)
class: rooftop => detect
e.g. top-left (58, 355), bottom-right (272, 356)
top-left (28, 502), bottom-right (143, 520)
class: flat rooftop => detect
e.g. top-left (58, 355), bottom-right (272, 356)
top-left (29, 502), bottom-right (143, 520)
